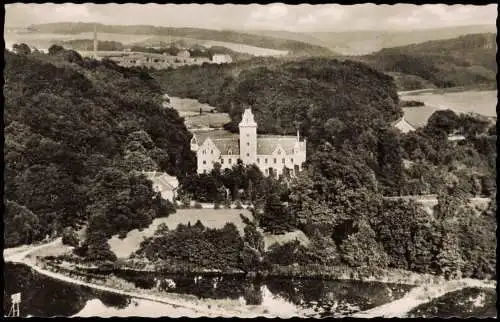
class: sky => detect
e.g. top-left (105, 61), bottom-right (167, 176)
top-left (5, 3), bottom-right (498, 32)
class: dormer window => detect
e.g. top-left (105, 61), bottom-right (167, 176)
top-left (278, 150), bottom-right (281, 155)
top-left (211, 150), bottom-right (213, 154)
top-left (228, 149), bottom-right (232, 154)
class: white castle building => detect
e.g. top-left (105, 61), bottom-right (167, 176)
top-left (190, 108), bottom-right (306, 177)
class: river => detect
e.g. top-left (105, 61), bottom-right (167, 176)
top-left (4, 263), bottom-right (496, 318)
top-left (400, 89), bottom-right (497, 118)
top-left (4, 263), bottom-right (414, 317)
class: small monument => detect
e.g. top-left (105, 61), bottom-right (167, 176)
top-left (8, 292), bottom-right (21, 317)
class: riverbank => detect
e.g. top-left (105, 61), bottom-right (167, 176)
top-left (352, 278), bottom-right (496, 318)
top-left (398, 84), bottom-right (497, 96)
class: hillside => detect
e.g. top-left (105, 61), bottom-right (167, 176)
top-left (3, 47), bottom-right (195, 249)
top-left (353, 33), bottom-right (496, 90)
top-left (27, 22), bottom-right (335, 57)
top-left (152, 56), bottom-right (402, 144)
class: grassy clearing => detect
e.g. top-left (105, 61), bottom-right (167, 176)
top-left (108, 208), bottom-right (311, 259)
top-left (185, 113), bottom-right (231, 129)
top-left (108, 208), bottom-right (253, 259)
top-left (169, 97), bottom-right (216, 114)
top-left (262, 230), bottom-right (310, 251)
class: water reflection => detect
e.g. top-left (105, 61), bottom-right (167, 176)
top-left (4, 263), bottom-right (413, 317)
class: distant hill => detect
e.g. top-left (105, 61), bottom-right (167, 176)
top-left (242, 25), bottom-right (496, 55)
top-left (27, 22), bottom-right (335, 57)
top-left (352, 33), bottom-right (497, 90)
top-left (151, 56), bottom-right (401, 140)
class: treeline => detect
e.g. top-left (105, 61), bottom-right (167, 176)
top-left (400, 110), bottom-right (496, 196)
top-left (130, 44), bottom-right (252, 61)
top-left (355, 33), bottom-right (496, 90)
top-left (132, 192), bottom-right (496, 280)
top-left (4, 45), bottom-right (195, 249)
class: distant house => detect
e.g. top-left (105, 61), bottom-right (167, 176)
top-left (177, 49), bottom-right (190, 58)
top-left (392, 117), bottom-right (416, 133)
top-left (212, 54), bottom-right (232, 64)
top-left (142, 171), bottom-right (179, 202)
top-left (447, 134), bottom-right (466, 142)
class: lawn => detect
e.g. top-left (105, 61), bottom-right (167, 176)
top-left (108, 208), bottom-right (253, 259)
top-left (108, 208), bottom-right (311, 258)
top-left (170, 97), bottom-right (216, 114)
top-left (185, 113), bottom-right (231, 129)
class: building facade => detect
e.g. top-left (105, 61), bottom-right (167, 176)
top-left (212, 54), bottom-right (233, 64)
top-left (190, 109), bottom-right (306, 177)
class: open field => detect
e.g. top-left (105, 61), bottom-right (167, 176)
top-left (169, 96), bottom-right (231, 129)
top-left (169, 97), bottom-right (216, 114)
top-left (107, 207), bottom-right (311, 258)
top-left (184, 113), bottom-right (231, 129)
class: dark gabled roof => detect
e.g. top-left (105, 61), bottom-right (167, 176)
top-left (257, 136), bottom-right (297, 155)
top-left (192, 130), bottom-right (237, 145)
top-left (213, 138), bottom-right (240, 155)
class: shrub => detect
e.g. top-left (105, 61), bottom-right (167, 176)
top-left (214, 202), bottom-right (221, 209)
top-left (194, 202), bottom-right (203, 209)
top-left (62, 227), bottom-right (80, 247)
top-left (235, 201), bottom-right (243, 209)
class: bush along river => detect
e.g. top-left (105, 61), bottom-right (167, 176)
top-left (4, 262), bottom-right (496, 318)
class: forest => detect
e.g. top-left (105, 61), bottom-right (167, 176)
top-left (158, 54), bottom-right (496, 280)
top-left (4, 46), bottom-right (194, 250)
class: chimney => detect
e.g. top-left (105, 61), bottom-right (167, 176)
top-left (93, 23), bottom-right (98, 59)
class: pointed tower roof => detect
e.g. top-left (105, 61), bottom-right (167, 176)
top-left (239, 108), bottom-right (257, 127)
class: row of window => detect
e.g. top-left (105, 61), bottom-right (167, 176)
top-left (256, 157), bottom-right (293, 164)
top-left (203, 157), bottom-right (295, 165)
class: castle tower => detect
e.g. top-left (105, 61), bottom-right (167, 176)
top-left (93, 24), bottom-right (98, 59)
top-left (239, 108), bottom-right (257, 165)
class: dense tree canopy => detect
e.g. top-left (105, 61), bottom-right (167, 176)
top-left (4, 47), bottom-right (192, 248)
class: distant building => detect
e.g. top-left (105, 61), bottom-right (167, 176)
top-left (190, 108), bottom-right (306, 177)
top-left (177, 49), bottom-right (190, 58)
top-left (392, 117), bottom-right (416, 133)
top-left (212, 54), bottom-right (232, 64)
top-left (143, 171), bottom-right (179, 202)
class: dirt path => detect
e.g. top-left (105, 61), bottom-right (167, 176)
top-left (352, 278), bottom-right (496, 318)
top-left (4, 239), bottom-right (62, 263)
